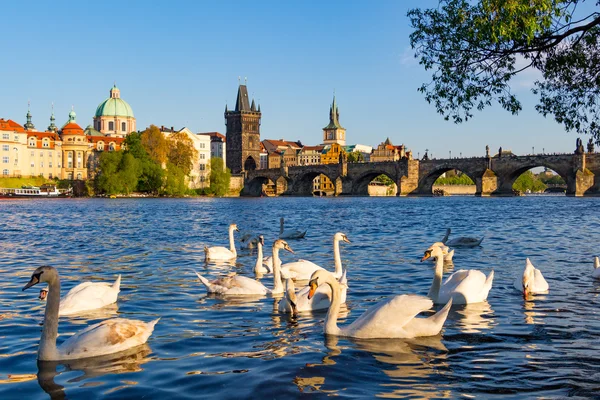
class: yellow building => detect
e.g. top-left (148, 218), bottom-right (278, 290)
top-left (371, 138), bottom-right (406, 162)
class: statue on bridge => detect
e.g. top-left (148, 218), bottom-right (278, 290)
top-left (422, 151), bottom-right (429, 161)
top-left (498, 146), bottom-right (502, 158)
top-left (575, 138), bottom-right (585, 154)
top-left (588, 138), bottom-right (595, 153)
top-left (486, 145), bottom-right (490, 158)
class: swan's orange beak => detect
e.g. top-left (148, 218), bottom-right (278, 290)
top-left (307, 278), bottom-right (318, 300)
top-left (285, 244), bottom-right (294, 254)
top-left (421, 250), bottom-right (432, 262)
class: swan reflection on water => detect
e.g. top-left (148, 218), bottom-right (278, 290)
top-left (299, 335), bottom-right (450, 397)
top-left (450, 301), bottom-right (496, 333)
top-left (36, 344), bottom-right (152, 400)
top-left (523, 296), bottom-right (548, 325)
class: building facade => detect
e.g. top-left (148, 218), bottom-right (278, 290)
top-left (225, 84), bottom-right (261, 174)
top-left (371, 138), bottom-right (406, 162)
top-left (198, 132), bottom-right (226, 166)
top-left (93, 85), bottom-right (136, 138)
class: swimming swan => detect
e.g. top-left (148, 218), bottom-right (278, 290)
top-left (279, 217), bottom-right (307, 239)
top-left (278, 270), bottom-right (348, 314)
top-left (23, 266), bottom-right (158, 361)
top-left (422, 245), bottom-right (494, 305)
top-left (513, 258), bottom-right (549, 295)
top-left (254, 235), bottom-right (274, 276)
top-left (593, 257), bottom-right (600, 280)
top-left (281, 232), bottom-right (350, 280)
top-left (196, 239), bottom-right (293, 296)
top-left (38, 275), bottom-right (121, 316)
top-left (307, 269), bottom-right (453, 339)
top-left (205, 224), bottom-right (239, 261)
top-left (442, 228), bottom-right (484, 248)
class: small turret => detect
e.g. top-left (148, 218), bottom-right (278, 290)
top-left (47, 103), bottom-right (57, 132)
top-left (24, 101), bottom-right (35, 131)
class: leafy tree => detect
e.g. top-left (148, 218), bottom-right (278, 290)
top-left (373, 174), bottom-right (395, 185)
top-left (347, 151), bottom-right (365, 163)
top-left (167, 131), bottom-right (198, 176)
top-left (209, 157), bottom-right (231, 197)
top-left (125, 131), bottom-right (164, 194)
top-left (96, 151), bottom-right (124, 195)
top-left (118, 153), bottom-right (141, 195)
top-left (435, 173), bottom-right (475, 185)
top-left (409, 0), bottom-right (600, 142)
top-left (162, 163), bottom-right (188, 196)
top-left (539, 173), bottom-right (565, 185)
top-left (513, 170), bottom-right (547, 192)
top-left (141, 125), bottom-right (168, 165)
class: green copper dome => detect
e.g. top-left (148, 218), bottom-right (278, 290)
top-left (94, 85), bottom-right (135, 118)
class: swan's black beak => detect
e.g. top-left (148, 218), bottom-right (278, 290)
top-left (290, 300), bottom-right (298, 317)
top-left (421, 250), bottom-right (432, 262)
top-left (307, 278), bottom-right (318, 300)
top-left (259, 236), bottom-right (265, 246)
top-left (23, 273), bottom-right (41, 291)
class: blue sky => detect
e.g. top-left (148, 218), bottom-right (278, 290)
top-left (0, 0), bottom-right (580, 157)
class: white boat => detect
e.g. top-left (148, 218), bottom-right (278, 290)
top-left (0, 184), bottom-right (72, 198)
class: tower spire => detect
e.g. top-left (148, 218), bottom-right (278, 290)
top-left (47, 102), bottom-right (57, 132)
top-left (24, 100), bottom-right (35, 130)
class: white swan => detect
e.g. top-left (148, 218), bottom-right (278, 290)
top-left (442, 228), bottom-right (484, 247)
top-left (22, 266), bottom-right (158, 361)
top-left (307, 269), bottom-right (453, 339)
top-left (38, 275), bottom-right (121, 316)
top-left (254, 235), bottom-right (273, 276)
top-left (279, 217), bottom-right (307, 239)
top-left (593, 257), bottom-right (600, 280)
top-left (278, 270), bottom-right (348, 314)
top-left (205, 224), bottom-right (239, 261)
top-left (430, 242), bottom-right (455, 262)
top-left (281, 232), bottom-right (350, 280)
top-left (422, 245), bottom-right (494, 305)
top-left (513, 258), bottom-right (549, 295)
top-left (196, 239), bottom-right (293, 296)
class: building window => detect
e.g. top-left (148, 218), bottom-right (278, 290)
top-left (40, 152), bottom-right (44, 157)
top-left (29, 139), bottom-right (36, 147)
top-left (200, 143), bottom-right (205, 149)
top-left (200, 153), bottom-right (205, 159)
top-left (2, 133), bottom-right (9, 140)
top-left (109, 143), bottom-right (115, 151)
top-left (121, 122), bottom-right (126, 132)
top-left (30, 161), bottom-right (34, 167)
top-left (3, 169), bottom-right (9, 175)
top-left (108, 121), bottom-right (114, 131)
top-left (31, 151), bottom-right (34, 157)
top-left (49, 151), bottom-right (53, 158)
top-left (49, 162), bottom-right (52, 168)
top-left (200, 176), bottom-right (205, 182)
top-left (2, 145), bottom-right (8, 151)
top-left (199, 164), bottom-right (205, 170)
top-left (68, 152), bottom-right (73, 168)
top-left (97, 142), bottom-right (104, 151)
top-left (68, 172), bottom-right (73, 180)
top-left (40, 161), bottom-right (44, 167)
top-left (77, 153), bottom-right (82, 168)
top-left (76, 173), bottom-right (82, 180)
top-left (49, 173), bottom-right (53, 179)
top-left (43, 140), bottom-right (49, 147)
top-left (14, 135), bottom-right (18, 141)
top-left (2, 156), bottom-right (8, 163)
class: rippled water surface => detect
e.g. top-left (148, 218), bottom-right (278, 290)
top-left (1, 196), bottom-right (600, 399)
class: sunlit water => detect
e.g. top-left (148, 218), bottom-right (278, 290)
top-left (1, 196), bottom-right (599, 399)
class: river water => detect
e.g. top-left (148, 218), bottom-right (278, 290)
top-left (0, 196), bottom-right (599, 399)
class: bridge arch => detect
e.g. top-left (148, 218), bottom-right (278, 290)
top-left (244, 174), bottom-right (279, 196)
top-left (417, 166), bottom-right (479, 195)
top-left (352, 170), bottom-right (397, 196)
top-left (497, 163), bottom-right (570, 195)
top-left (290, 170), bottom-right (339, 196)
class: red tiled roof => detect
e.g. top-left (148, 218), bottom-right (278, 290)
top-left (198, 131), bottom-right (225, 141)
top-left (301, 145), bottom-right (324, 151)
top-left (0, 119), bottom-right (25, 132)
top-left (61, 122), bottom-right (84, 135)
top-left (27, 131), bottom-right (60, 141)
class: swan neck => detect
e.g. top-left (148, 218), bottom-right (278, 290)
top-left (324, 275), bottom-right (342, 335)
top-left (333, 237), bottom-right (342, 276)
top-left (272, 247), bottom-right (283, 294)
top-left (428, 255), bottom-right (443, 302)
top-left (228, 228), bottom-right (236, 256)
top-left (255, 242), bottom-right (263, 273)
top-left (279, 219), bottom-right (284, 235)
top-left (442, 229), bottom-right (450, 244)
top-left (40, 277), bottom-right (60, 360)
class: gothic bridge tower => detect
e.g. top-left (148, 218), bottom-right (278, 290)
top-left (225, 84), bottom-right (261, 174)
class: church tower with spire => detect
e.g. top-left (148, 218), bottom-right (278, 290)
top-left (322, 95), bottom-right (346, 146)
top-left (225, 82), bottom-right (261, 173)
top-left (24, 101), bottom-right (36, 131)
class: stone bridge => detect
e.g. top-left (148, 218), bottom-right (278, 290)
top-left (243, 153), bottom-right (600, 197)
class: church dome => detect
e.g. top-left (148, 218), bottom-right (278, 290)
top-left (94, 85), bottom-right (135, 118)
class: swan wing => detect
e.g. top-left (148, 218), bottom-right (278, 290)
top-left (206, 246), bottom-right (235, 260)
top-left (58, 318), bottom-right (158, 359)
top-left (281, 260), bottom-right (325, 281)
top-left (293, 284), bottom-right (337, 312)
top-left (262, 257), bottom-right (273, 273)
top-left (60, 282), bottom-right (119, 315)
top-left (533, 268), bottom-right (549, 293)
top-left (224, 276), bottom-right (269, 295)
top-left (441, 269), bottom-right (492, 303)
top-left (346, 295), bottom-right (433, 338)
